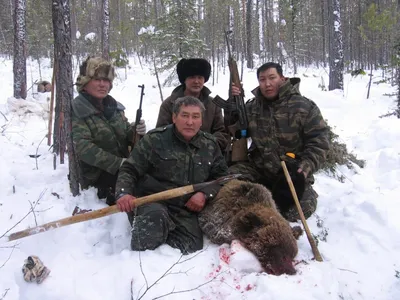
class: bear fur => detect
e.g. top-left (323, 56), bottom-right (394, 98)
top-left (199, 179), bottom-right (302, 275)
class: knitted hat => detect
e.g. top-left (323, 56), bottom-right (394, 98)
top-left (176, 58), bottom-right (211, 84)
top-left (75, 57), bottom-right (115, 92)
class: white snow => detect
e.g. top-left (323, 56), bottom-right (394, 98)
top-left (0, 58), bottom-right (400, 300)
top-left (84, 32), bottom-right (96, 42)
top-left (138, 25), bottom-right (156, 36)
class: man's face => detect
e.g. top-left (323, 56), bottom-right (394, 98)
top-left (184, 75), bottom-right (205, 96)
top-left (258, 68), bottom-right (285, 100)
top-left (173, 105), bottom-right (203, 141)
top-left (83, 78), bottom-right (111, 99)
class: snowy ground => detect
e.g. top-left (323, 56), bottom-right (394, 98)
top-left (0, 56), bottom-right (400, 300)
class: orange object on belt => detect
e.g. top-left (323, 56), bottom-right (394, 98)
top-left (286, 152), bottom-right (296, 159)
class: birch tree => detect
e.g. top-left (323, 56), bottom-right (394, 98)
top-left (328, 0), bottom-right (344, 90)
top-left (13, 0), bottom-right (27, 99)
top-left (101, 0), bottom-right (110, 60)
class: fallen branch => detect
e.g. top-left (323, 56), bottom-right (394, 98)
top-left (137, 255), bottom-right (185, 300)
top-left (338, 268), bottom-right (358, 274)
top-left (0, 245), bottom-right (16, 269)
top-left (0, 288), bottom-right (10, 300)
top-left (0, 189), bottom-right (46, 240)
top-left (28, 200), bottom-right (38, 226)
top-left (137, 230), bottom-right (149, 293)
top-left (0, 111), bottom-right (7, 121)
top-left (131, 279), bottom-right (134, 300)
top-left (152, 271), bottom-right (226, 300)
top-left (136, 247), bottom-right (208, 300)
top-left (34, 134), bottom-right (47, 170)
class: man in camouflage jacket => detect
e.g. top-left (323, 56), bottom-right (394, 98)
top-left (116, 96), bottom-right (228, 254)
top-left (156, 58), bottom-right (229, 151)
top-left (72, 57), bottom-right (146, 205)
top-left (229, 62), bottom-right (329, 221)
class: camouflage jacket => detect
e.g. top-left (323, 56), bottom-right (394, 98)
top-left (71, 93), bottom-right (133, 188)
top-left (116, 125), bottom-right (228, 205)
top-left (236, 78), bottom-right (329, 178)
top-left (156, 85), bottom-right (229, 151)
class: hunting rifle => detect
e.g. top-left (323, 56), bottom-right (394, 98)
top-left (133, 84), bottom-right (145, 145)
top-left (213, 30), bottom-right (249, 163)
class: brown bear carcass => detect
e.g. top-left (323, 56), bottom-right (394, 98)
top-left (199, 179), bottom-right (302, 275)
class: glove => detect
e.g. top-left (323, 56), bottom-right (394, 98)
top-left (22, 255), bottom-right (51, 284)
top-left (271, 159), bottom-right (306, 214)
top-left (132, 119), bottom-right (146, 136)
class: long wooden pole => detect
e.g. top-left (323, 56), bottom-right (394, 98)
top-left (281, 161), bottom-right (323, 262)
top-left (7, 174), bottom-right (241, 242)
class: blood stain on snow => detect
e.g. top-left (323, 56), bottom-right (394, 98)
top-left (208, 264), bottom-right (222, 278)
top-left (219, 247), bottom-right (231, 264)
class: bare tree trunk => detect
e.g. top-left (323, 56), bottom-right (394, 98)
top-left (358, 0), bottom-right (363, 69)
top-left (52, 0), bottom-right (80, 196)
top-left (321, 0), bottom-right (327, 67)
top-left (328, 0), bottom-right (344, 91)
top-left (153, 54), bottom-right (163, 102)
top-left (397, 0), bottom-right (400, 116)
top-left (101, 0), bottom-right (110, 60)
top-left (290, 0), bottom-right (297, 74)
top-left (13, 0), bottom-right (27, 99)
top-left (246, 0), bottom-right (253, 68)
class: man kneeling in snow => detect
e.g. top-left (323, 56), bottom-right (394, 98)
top-left (228, 62), bottom-right (330, 221)
top-left (115, 96), bottom-right (228, 254)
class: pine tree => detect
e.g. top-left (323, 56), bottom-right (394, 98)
top-left (151, 0), bottom-right (208, 83)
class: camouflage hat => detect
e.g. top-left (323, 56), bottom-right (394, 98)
top-left (76, 57), bottom-right (115, 92)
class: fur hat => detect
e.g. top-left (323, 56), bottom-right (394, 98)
top-left (75, 57), bottom-right (115, 92)
top-left (176, 58), bottom-right (211, 84)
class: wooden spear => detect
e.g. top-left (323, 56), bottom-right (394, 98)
top-left (281, 161), bottom-right (323, 262)
top-left (6, 174), bottom-right (241, 242)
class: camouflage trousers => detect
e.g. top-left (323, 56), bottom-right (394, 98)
top-left (228, 162), bottom-right (318, 222)
top-left (127, 203), bottom-right (203, 254)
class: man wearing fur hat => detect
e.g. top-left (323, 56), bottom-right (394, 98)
top-left (156, 58), bottom-right (229, 151)
top-left (71, 56), bottom-right (147, 205)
